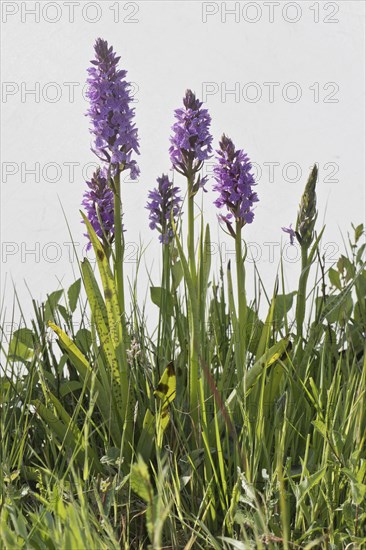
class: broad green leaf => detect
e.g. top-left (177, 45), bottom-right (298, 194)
top-left (341, 501), bottom-right (356, 532)
top-left (328, 294), bottom-right (353, 325)
top-left (352, 223), bottom-right (364, 243)
top-left (296, 466), bottom-right (326, 505)
top-left (10, 328), bottom-right (34, 349)
top-left (342, 468), bottom-right (366, 505)
top-left (75, 328), bottom-right (92, 355)
top-left (154, 361), bottom-right (176, 409)
top-left (80, 258), bottom-right (119, 386)
top-left (319, 279), bottom-right (356, 323)
top-left (44, 289), bottom-right (64, 323)
top-left (246, 336), bottom-right (291, 391)
top-left (130, 456), bottom-right (152, 503)
top-left (154, 361), bottom-right (176, 446)
top-left (312, 419), bottom-right (327, 437)
top-left (81, 258), bottom-right (124, 417)
top-left (245, 307), bottom-right (264, 355)
top-left (337, 255), bottom-right (355, 282)
top-left (273, 292), bottom-right (296, 327)
top-left (136, 409), bottom-right (155, 461)
top-left (80, 258), bottom-right (109, 331)
top-left (0, 378), bottom-right (11, 403)
top-left (219, 337), bottom-right (291, 435)
top-left (68, 278), bottom-right (81, 313)
top-left (59, 380), bottom-right (83, 397)
top-left (81, 212), bottom-right (122, 350)
top-left (150, 287), bottom-right (174, 317)
top-left (48, 322), bottom-right (92, 380)
top-left (47, 322), bottom-right (121, 445)
top-left (156, 409), bottom-right (170, 448)
top-left (47, 391), bottom-right (84, 442)
top-left (356, 243), bottom-right (366, 265)
top-left (32, 399), bottom-right (83, 464)
top-left (328, 267), bottom-right (341, 290)
top-left (171, 260), bottom-right (183, 290)
top-left (321, 292), bottom-right (353, 325)
top-left (81, 215), bottom-right (132, 445)
top-left (266, 362), bottom-right (285, 405)
top-left (8, 328), bottom-right (34, 362)
top-left (57, 304), bottom-right (70, 325)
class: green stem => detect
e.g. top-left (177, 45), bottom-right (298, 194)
top-left (113, 172), bottom-right (125, 318)
top-left (186, 173), bottom-right (200, 426)
top-left (113, 171), bottom-right (133, 463)
top-left (171, 215), bottom-right (201, 427)
top-left (235, 223), bottom-right (247, 380)
top-left (162, 243), bottom-right (172, 361)
top-left (189, 305), bottom-right (200, 426)
top-left (187, 174), bottom-right (197, 284)
top-left (296, 244), bottom-right (309, 347)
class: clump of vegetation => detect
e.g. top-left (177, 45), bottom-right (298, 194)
top-left (1, 39), bottom-right (365, 549)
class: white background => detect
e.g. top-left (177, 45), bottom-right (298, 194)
top-left (1, 0), bottom-right (365, 334)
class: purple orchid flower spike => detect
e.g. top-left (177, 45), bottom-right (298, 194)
top-left (146, 174), bottom-right (183, 244)
top-left (86, 38), bottom-right (140, 179)
top-left (213, 134), bottom-right (258, 237)
top-left (82, 168), bottom-right (115, 250)
top-left (169, 89), bottom-right (213, 192)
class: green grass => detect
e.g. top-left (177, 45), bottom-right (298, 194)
top-left (1, 202), bottom-right (365, 548)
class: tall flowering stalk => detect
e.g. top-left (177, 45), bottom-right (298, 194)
top-left (170, 89), bottom-right (212, 280)
top-left (281, 165), bottom-right (318, 349)
top-left (169, 90), bottom-right (213, 422)
top-left (86, 37), bottom-right (139, 318)
top-left (213, 135), bottom-right (258, 377)
top-left (83, 38), bottom-right (139, 461)
top-left (146, 174), bottom-right (182, 362)
top-left (295, 165), bottom-right (318, 347)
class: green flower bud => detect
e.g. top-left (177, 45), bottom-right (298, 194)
top-left (296, 164), bottom-right (318, 248)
